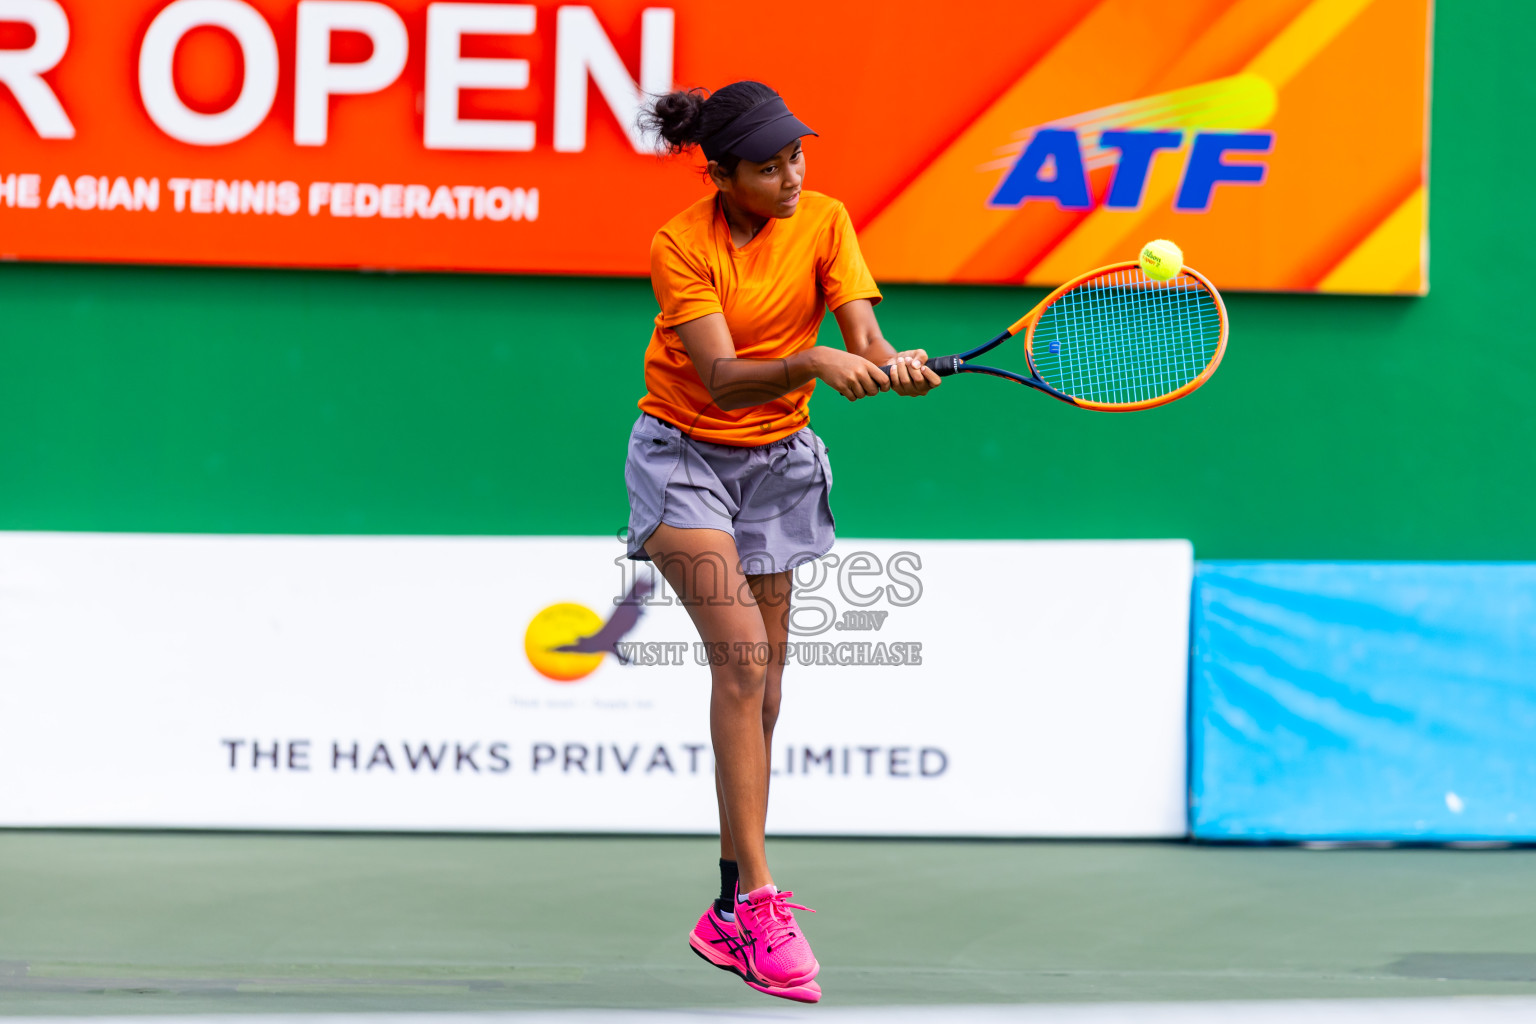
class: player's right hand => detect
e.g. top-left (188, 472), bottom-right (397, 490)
top-left (886, 349), bottom-right (942, 397)
top-left (814, 348), bottom-right (890, 401)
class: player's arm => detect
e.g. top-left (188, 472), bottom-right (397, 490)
top-left (673, 313), bottom-right (891, 408)
top-left (832, 299), bottom-right (940, 397)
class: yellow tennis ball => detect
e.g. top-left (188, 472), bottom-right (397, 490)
top-left (1139, 239), bottom-right (1183, 281)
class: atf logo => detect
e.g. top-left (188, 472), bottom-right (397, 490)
top-left (524, 579), bottom-right (650, 683)
top-left (987, 74), bottom-right (1277, 213)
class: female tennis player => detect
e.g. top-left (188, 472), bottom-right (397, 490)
top-left (627, 81), bottom-right (939, 1003)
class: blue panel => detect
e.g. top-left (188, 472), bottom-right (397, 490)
top-left (1191, 562), bottom-right (1536, 840)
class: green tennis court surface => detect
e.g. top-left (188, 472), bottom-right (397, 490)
top-left (3, 832), bottom-right (1536, 1016)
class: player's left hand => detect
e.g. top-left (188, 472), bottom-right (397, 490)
top-left (886, 349), bottom-right (942, 397)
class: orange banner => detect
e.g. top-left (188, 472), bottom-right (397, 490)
top-left (0, 0), bottom-right (1431, 292)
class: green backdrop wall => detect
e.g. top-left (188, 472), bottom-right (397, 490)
top-left (0, 2), bottom-right (1528, 559)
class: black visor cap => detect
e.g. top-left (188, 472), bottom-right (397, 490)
top-left (701, 96), bottom-right (817, 163)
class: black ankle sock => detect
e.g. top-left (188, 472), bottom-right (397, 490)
top-left (715, 858), bottom-right (739, 915)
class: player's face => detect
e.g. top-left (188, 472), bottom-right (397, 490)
top-left (716, 140), bottom-right (805, 220)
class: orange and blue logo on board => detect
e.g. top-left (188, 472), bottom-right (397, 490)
top-left (983, 76), bottom-right (1276, 214)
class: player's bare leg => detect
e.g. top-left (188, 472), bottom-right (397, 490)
top-left (647, 523), bottom-right (774, 892)
top-left (714, 569), bottom-right (791, 865)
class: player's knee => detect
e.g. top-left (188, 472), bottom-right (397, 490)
top-left (760, 669), bottom-right (783, 725)
top-left (760, 694), bottom-right (781, 732)
top-left (712, 661), bottom-right (766, 702)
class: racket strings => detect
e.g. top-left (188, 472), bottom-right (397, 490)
top-left (1031, 269), bottom-right (1222, 405)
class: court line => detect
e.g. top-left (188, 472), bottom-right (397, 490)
top-left (10, 998), bottom-right (1536, 1023)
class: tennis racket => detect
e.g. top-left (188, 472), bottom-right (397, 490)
top-left (885, 261), bottom-right (1227, 411)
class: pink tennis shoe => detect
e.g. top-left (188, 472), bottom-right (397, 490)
top-left (688, 899), bottom-right (821, 1003)
top-left (733, 884), bottom-right (820, 989)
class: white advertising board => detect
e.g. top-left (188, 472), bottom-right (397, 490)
top-left (0, 532), bottom-right (1192, 836)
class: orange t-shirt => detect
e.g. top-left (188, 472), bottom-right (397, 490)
top-left (638, 190), bottom-right (882, 446)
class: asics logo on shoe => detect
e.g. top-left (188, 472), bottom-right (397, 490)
top-left (735, 925), bottom-right (759, 959)
top-left (707, 922), bottom-right (749, 958)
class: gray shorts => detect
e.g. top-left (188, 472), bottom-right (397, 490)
top-left (624, 413), bottom-right (836, 575)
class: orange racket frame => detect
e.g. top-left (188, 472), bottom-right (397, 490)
top-left (889, 260), bottom-right (1229, 412)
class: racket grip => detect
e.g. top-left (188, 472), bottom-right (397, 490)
top-left (880, 354), bottom-right (963, 377)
